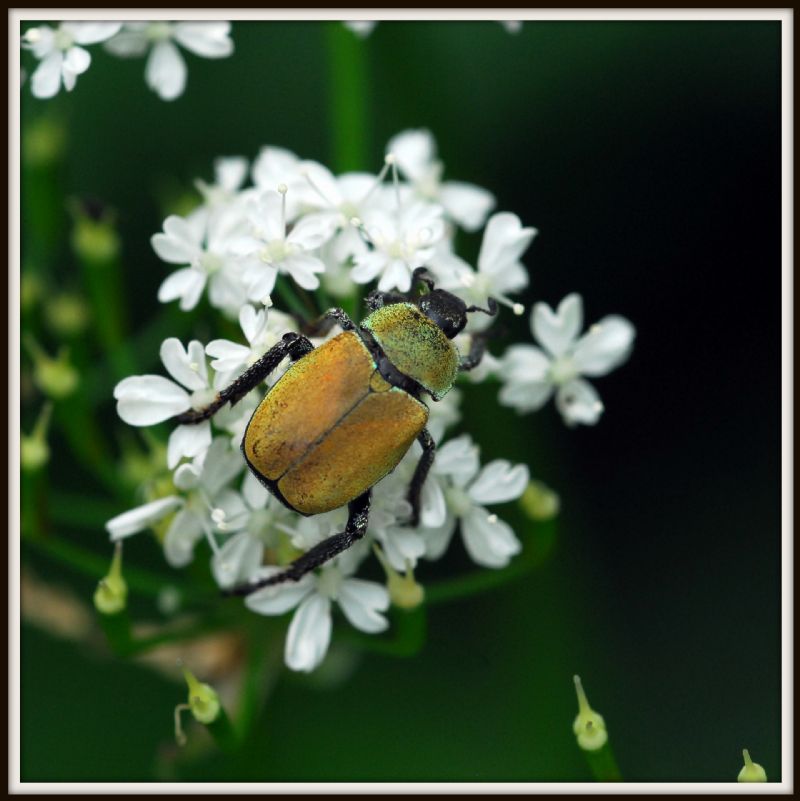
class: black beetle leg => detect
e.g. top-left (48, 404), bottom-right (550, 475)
top-left (459, 333), bottom-right (490, 372)
top-left (406, 428), bottom-right (435, 527)
top-left (301, 307), bottom-right (359, 337)
top-left (174, 333), bottom-right (314, 425)
top-left (224, 491), bottom-right (372, 596)
top-left (364, 288), bottom-right (410, 311)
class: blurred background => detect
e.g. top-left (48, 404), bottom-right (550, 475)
top-left (19, 20), bottom-right (782, 782)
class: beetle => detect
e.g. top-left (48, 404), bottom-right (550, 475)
top-left (175, 268), bottom-right (497, 595)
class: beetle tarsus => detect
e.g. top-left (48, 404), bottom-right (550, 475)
top-left (223, 491), bottom-right (372, 596)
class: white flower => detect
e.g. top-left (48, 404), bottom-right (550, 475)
top-left (343, 21), bottom-right (377, 38)
top-left (195, 156), bottom-right (249, 208)
top-left (351, 201), bottom-right (445, 293)
top-left (231, 189), bottom-right (336, 298)
top-left (245, 562), bottom-right (389, 672)
top-left (113, 338), bottom-right (217, 468)
top-left (206, 303), bottom-right (297, 389)
top-left (104, 22), bottom-right (233, 101)
top-left (106, 437), bottom-right (245, 568)
top-left (498, 294), bottom-right (636, 426)
top-left (152, 206), bottom-right (247, 314)
top-left (420, 435), bottom-right (528, 568)
top-left (251, 147), bottom-right (311, 221)
top-left (388, 129), bottom-right (495, 232)
top-left (22, 23), bottom-right (122, 99)
top-left (433, 212), bottom-right (537, 315)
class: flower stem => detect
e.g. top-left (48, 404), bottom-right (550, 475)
top-left (326, 22), bottom-right (371, 173)
top-left (583, 742), bottom-right (623, 782)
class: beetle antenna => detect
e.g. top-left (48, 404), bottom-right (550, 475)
top-left (466, 298), bottom-right (500, 317)
top-left (349, 216), bottom-right (375, 250)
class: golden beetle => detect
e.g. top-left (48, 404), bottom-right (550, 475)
top-left (176, 269), bottom-right (496, 595)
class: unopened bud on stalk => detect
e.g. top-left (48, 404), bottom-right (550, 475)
top-left (94, 542), bottom-right (128, 615)
top-left (520, 480), bottom-right (560, 521)
top-left (183, 667), bottom-right (221, 725)
top-left (21, 402), bottom-right (53, 472)
top-left (373, 544), bottom-right (424, 609)
top-left (24, 335), bottom-right (79, 399)
top-left (69, 197), bottom-right (120, 263)
top-left (572, 675), bottom-right (608, 751)
top-left (45, 292), bottom-right (90, 337)
top-left (738, 749), bottom-right (767, 782)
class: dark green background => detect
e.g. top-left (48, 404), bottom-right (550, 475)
top-left (21, 21), bottom-right (782, 781)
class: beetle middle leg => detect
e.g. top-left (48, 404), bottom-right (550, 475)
top-left (224, 491), bottom-right (372, 596)
top-left (175, 332), bottom-right (314, 424)
top-left (406, 428), bottom-right (435, 527)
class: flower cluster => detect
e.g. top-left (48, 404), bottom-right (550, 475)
top-left (21, 21), bottom-right (233, 100)
top-left (106, 128), bottom-right (635, 672)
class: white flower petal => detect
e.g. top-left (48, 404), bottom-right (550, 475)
top-left (114, 375), bottom-right (190, 425)
top-left (498, 380), bottom-right (554, 414)
top-left (478, 212), bottom-right (536, 274)
top-left (31, 52), bottom-right (63, 99)
top-left (468, 460), bottom-right (530, 505)
top-left (64, 22), bottom-right (122, 45)
top-left (281, 254), bottom-right (324, 290)
top-left (284, 593), bottom-right (332, 672)
top-left (158, 268), bottom-right (206, 308)
top-left (214, 156), bottom-right (248, 192)
top-left (439, 181), bottom-right (495, 232)
top-left (532, 294), bottom-right (583, 358)
top-left (145, 40), bottom-right (187, 101)
top-left (167, 421), bottom-right (211, 470)
top-left (200, 437), bottom-right (245, 496)
top-left (388, 129), bottom-right (436, 184)
top-left (462, 507), bottom-right (521, 568)
top-left (242, 471), bottom-right (269, 509)
top-left (212, 531), bottom-right (263, 588)
top-left (163, 508), bottom-right (204, 567)
top-left (287, 213), bottom-right (338, 250)
top-left (421, 474), bottom-right (447, 528)
top-left (337, 579), bottom-right (390, 633)
top-left (63, 46), bottom-right (91, 76)
top-left (205, 339), bottom-right (249, 373)
top-left (571, 315), bottom-right (636, 377)
top-left (421, 516), bottom-right (457, 561)
top-left (173, 22), bottom-right (233, 58)
top-left (433, 435), bottom-right (480, 487)
top-left (173, 462), bottom-right (201, 491)
top-left (159, 338), bottom-right (208, 391)
top-left (245, 571), bottom-right (315, 615)
top-left (556, 378), bottom-right (604, 426)
top-left (106, 496), bottom-right (181, 540)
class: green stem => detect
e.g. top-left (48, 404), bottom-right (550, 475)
top-left (326, 22), bottom-right (371, 173)
top-left (583, 743), bottom-right (622, 782)
top-left (424, 519), bottom-right (556, 605)
top-left (274, 277), bottom-right (313, 320)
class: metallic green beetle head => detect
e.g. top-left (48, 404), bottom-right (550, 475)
top-left (362, 283), bottom-right (498, 401)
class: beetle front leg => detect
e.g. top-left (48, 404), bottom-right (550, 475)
top-left (224, 491), bottom-right (372, 596)
top-left (459, 333), bottom-right (490, 372)
top-left (175, 332), bottom-right (314, 424)
top-left (406, 428), bottom-right (435, 527)
top-left (300, 307), bottom-right (358, 337)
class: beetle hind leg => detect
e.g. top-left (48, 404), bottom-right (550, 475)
top-left (175, 332), bottom-right (314, 424)
top-left (224, 491), bottom-right (372, 596)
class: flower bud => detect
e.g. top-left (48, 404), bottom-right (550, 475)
top-left (373, 544), bottom-right (424, 609)
top-left (45, 292), bottom-right (90, 337)
top-left (520, 480), bottom-right (560, 521)
top-left (21, 403), bottom-right (52, 472)
top-left (182, 668), bottom-right (221, 725)
top-left (572, 675), bottom-right (608, 751)
top-left (738, 749), bottom-right (767, 782)
top-left (69, 198), bottom-right (120, 263)
top-left (24, 336), bottom-right (78, 399)
top-left (93, 543), bottom-right (128, 615)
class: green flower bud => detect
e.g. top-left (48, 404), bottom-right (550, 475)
top-left (45, 292), bottom-right (90, 337)
top-left (21, 403), bottom-right (52, 472)
top-left (183, 668), bottom-right (221, 725)
top-left (520, 480), bottom-right (560, 521)
top-left (71, 217), bottom-right (120, 264)
top-left (24, 336), bottom-right (79, 399)
top-left (572, 675), bottom-right (608, 751)
top-left (738, 749), bottom-right (767, 782)
top-left (373, 544), bottom-right (425, 609)
top-left (22, 114), bottom-right (67, 167)
top-left (93, 543), bottom-right (128, 615)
